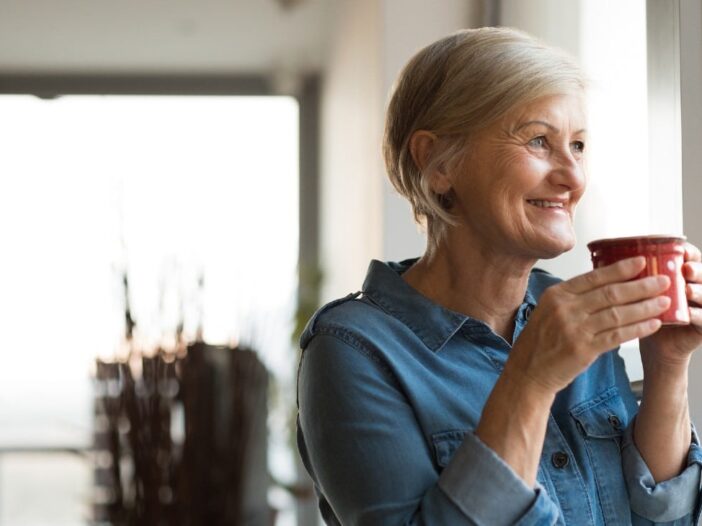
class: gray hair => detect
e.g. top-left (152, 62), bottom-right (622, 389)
top-left (383, 27), bottom-right (587, 255)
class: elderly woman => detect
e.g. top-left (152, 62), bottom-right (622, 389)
top-left (296, 28), bottom-right (702, 525)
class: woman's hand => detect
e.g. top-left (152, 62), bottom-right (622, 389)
top-left (639, 243), bottom-right (702, 367)
top-left (506, 256), bottom-right (670, 396)
top-left (478, 256), bottom-right (668, 486)
top-left (633, 243), bottom-right (702, 483)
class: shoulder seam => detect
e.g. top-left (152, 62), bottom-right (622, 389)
top-left (311, 325), bottom-right (395, 377)
top-left (300, 291), bottom-right (361, 347)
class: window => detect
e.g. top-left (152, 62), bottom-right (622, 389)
top-left (0, 95), bottom-right (299, 525)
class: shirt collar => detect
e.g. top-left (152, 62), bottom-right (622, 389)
top-left (361, 258), bottom-right (538, 352)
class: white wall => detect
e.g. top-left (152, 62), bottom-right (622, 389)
top-left (319, 0), bottom-right (480, 300)
top-left (318, 0), bottom-right (384, 302)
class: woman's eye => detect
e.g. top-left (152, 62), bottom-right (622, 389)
top-left (571, 140), bottom-right (585, 153)
top-left (528, 136), bottom-right (547, 148)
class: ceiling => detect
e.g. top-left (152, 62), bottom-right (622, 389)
top-left (0, 0), bottom-right (337, 75)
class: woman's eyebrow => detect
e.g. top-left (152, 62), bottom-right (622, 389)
top-left (515, 120), bottom-right (586, 134)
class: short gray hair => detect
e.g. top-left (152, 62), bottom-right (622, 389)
top-left (383, 27), bottom-right (587, 255)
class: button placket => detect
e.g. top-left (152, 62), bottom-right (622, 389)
top-left (543, 414), bottom-right (595, 524)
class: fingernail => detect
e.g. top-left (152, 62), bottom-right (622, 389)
top-left (629, 256), bottom-right (645, 267)
top-left (657, 296), bottom-right (671, 307)
top-left (657, 275), bottom-right (670, 287)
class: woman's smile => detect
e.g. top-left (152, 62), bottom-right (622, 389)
top-left (525, 199), bottom-right (567, 210)
top-left (525, 198), bottom-right (571, 222)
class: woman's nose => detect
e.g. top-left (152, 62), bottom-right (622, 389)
top-left (550, 149), bottom-right (585, 191)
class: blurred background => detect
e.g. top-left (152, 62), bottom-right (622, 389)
top-left (0, 0), bottom-right (700, 524)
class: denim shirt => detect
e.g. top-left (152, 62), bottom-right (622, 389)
top-left (297, 258), bottom-right (702, 525)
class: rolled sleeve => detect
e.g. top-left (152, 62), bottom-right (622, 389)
top-left (438, 431), bottom-right (561, 525)
top-left (622, 419), bottom-right (702, 523)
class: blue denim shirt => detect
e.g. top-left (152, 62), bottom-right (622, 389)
top-left (297, 258), bottom-right (702, 525)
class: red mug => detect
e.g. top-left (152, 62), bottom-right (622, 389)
top-left (587, 235), bottom-right (690, 326)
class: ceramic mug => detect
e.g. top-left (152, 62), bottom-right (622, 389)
top-left (587, 235), bottom-right (690, 326)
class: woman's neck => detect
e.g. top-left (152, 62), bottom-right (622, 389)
top-left (402, 230), bottom-right (535, 342)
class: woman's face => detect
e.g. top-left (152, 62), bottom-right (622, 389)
top-left (450, 93), bottom-right (587, 260)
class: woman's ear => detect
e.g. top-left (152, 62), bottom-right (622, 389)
top-left (408, 130), bottom-right (452, 194)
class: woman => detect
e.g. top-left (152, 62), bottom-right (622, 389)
top-left (297, 27), bottom-right (702, 525)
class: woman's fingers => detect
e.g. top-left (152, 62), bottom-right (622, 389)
top-left (687, 283), bottom-right (702, 307)
top-left (684, 242), bottom-right (702, 263)
top-left (589, 295), bottom-right (670, 333)
top-left (683, 244), bottom-right (702, 293)
top-left (683, 261), bottom-right (702, 283)
top-left (593, 318), bottom-right (663, 349)
top-left (581, 275), bottom-right (670, 313)
top-left (565, 256), bottom-right (646, 294)
top-left (690, 307), bottom-right (702, 335)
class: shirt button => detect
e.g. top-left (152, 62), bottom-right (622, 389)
top-left (608, 414), bottom-right (622, 430)
top-left (524, 305), bottom-right (534, 321)
top-left (552, 451), bottom-right (569, 469)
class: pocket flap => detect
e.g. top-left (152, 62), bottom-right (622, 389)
top-left (431, 430), bottom-right (467, 468)
top-left (570, 386), bottom-right (628, 439)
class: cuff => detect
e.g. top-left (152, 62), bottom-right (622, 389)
top-left (437, 432), bottom-right (560, 526)
top-left (622, 419), bottom-right (702, 522)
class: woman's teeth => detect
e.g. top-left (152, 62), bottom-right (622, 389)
top-left (527, 200), bottom-right (564, 208)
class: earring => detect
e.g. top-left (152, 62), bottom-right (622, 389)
top-left (437, 190), bottom-right (454, 210)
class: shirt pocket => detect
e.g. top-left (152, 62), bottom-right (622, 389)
top-left (431, 429), bottom-right (467, 470)
top-left (570, 386), bottom-right (631, 525)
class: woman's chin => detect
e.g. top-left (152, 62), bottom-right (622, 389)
top-left (522, 226), bottom-right (576, 259)
top-left (537, 234), bottom-right (576, 259)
